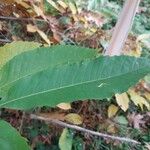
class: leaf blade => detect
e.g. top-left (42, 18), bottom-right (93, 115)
top-left (0, 45), bottom-right (97, 94)
top-left (0, 120), bottom-right (31, 150)
top-left (59, 128), bottom-right (73, 150)
top-left (0, 56), bottom-right (149, 110)
top-left (0, 41), bottom-right (41, 68)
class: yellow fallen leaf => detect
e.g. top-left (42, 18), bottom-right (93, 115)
top-left (78, 16), bottom-right (87, 24)
top-left (128, 89), bottom-right (150, 110)
top-left (127, 46), bottom-right (141, 57)
top-left (27, 24), bottom-right (51, 45)
top-left (32, 4), bottom-right (47, 21)
top-left (68, 2), bottom-right (77, 15)
top-left (115, 92), bottom-right (129, 111)
top-left (90, 27), bottom-right (97, 33)
top-left (57, 0), bottom-right (68, 9)
top-left (57, 103), bottom-right (71, 110)
top-left (144, 92), bottom-right (150, 102)
top-left (47, 0), bottom-right (59, 10)
top-left (0, 0), bottom-right (14, 4)
top-left (108, 104), bottom-right (119, 118)
top-left (72, 15), bottom-right (79, 22)
top-left (107, 124), bottom-right (117, 134)
top-left (65, 113), bottom-right (83, 125)
top-left (37, 29), bottom-right (51, 45)
top-left (47, 0), bottom-right (65, 13)
top-left (27, 24), bottom-right (37, 33)
top-left (13, 12), bottom-right (20, 18)
top-left (135, 42), bottom-right (142, 57)
top-left (14, 0), bottom-right (31, 9)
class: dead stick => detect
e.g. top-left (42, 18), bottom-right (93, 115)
top-left (30, 114), bottom-right (140, 144)
top-left (0, 39), bottom-right (11, 43)
top-left (0, 16), bottom-right (47, 22)
top-left (19, 112), bottom-right (26, 134)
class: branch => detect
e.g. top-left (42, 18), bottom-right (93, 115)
top-left (19, 112), bottom-right (26, 134)
top-left (105, 0), bottom-right (141, 56)
top-left (0, 39), bottom-right (11, 43)
top-left (0, 16), bottom-right (47, 22)
top-left (30, 114), bottom-right (140, 145)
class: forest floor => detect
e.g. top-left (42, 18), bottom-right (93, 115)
top-left (0, 0), bottom-right (150, 149)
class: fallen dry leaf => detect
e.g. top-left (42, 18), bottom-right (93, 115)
top-left (108, 104), bottom-right (119, 118)
top-left (57, 0), bottom-right (68, 9)
top-left (68, 2), bottom-right (77, 15)
top-left (32, 4), bottom-right (47, 21)
top-left (128, 113), bottom-right (145, 129)
top-left (27, 24), bottom-right (37, 33)
top-left (46, 0), bottom-right (59, 10)
top-left (14, 0), bottom-right (31, 9)
top-left (27, 24), bottom-right (51, 45)
top-left (46, 0), bottom-right (65, 13)
top-left (115, 92), bottom-right (129, 111)
top-left (0, 0), bottom-right (14, 4)
top-left (84, 11), bottom-right (105, 27)
top-left (123, 35), bottom-right (141, 57)
top-left (144, 92), bottom-right (150, 102)
top-left (107, 124), bottom-right (118, 134)
top-left (37, 29), bottom-right (51, 45)
top-left (65, 113), bottom-right (83, 125)
top-left (57, 103), bottom-right (71, 110)
top-left (128, 89), bottom-right (150, 110)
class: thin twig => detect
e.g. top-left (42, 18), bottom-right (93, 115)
top-left (30, 114), bottom-right (140, 145)
top-left (0, 16), bottom-right (47, 22)
top-left (19, 112), bottom-right (26, 134)
top-left (0, 39), bottom-right (11, 43)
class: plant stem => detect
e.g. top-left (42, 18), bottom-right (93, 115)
top-left (105, 0), bottom-right (141, 56)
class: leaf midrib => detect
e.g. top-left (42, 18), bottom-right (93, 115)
top-left (0, 66), bottom-right (50, 89)
top-left (0, 67), bottom-right (146, 107)
top-left (0, 46), bottom-right (97, 89)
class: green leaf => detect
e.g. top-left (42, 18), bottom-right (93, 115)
top-left (59, 128), bottom-right (73, 150)
top-left (0, 45), bottom-right (97, 96)
top-left (0, 120), bottom-right (31, 150)
top-left (0, 41), bottom-right (41, 68)
top-left (0, 55), bottom-right (150, 110)
top-left (114, 116), bottom-right (128, 125)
